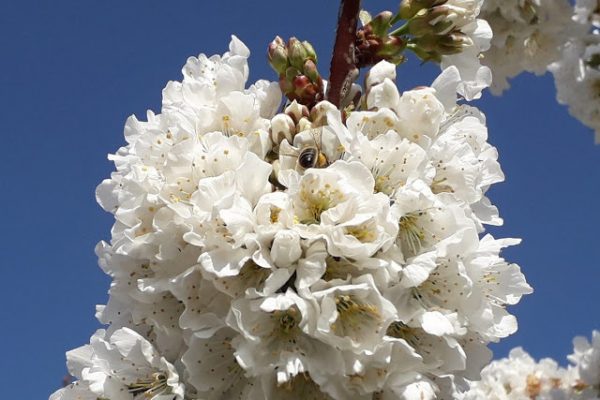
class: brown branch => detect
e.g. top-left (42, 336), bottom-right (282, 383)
top-left (327, 0), bottom-right (361, 108)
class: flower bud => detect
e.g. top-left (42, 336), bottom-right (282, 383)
top-left (367, 11), bottom-right (394, 37)
top-left (285, 100), bottom-right (310, 124)
top-left (268, 36), bottom-right (289, 75)
top-left (410, 31), bottom-right (472, 62)
top-left (408, 6), bottom-right (454, 37)
top-left (270, 114), bottom-right (296, 145)
top-left (285, 66), bottom-right (302, 83)
top-left (356, 30), bottom-right (406, 68)
top-left (409, 45), bottom-right (439, 63)
top-left (399, 0), bottom-right (448, 20)
top-left (310, 101), bottom-right (337, 127)
top-left (379, 36), bottom-right (407, 64)
top-left (303, 59), bottom-right (320, 82)
top-left (271, 230), bottom-right (302, 268)
top-left (279, 75), bottom-right (294, 95)
top-left (270, 37), bottom-right (323, 108)
top-left (290, 75), bottom-right (323, 108)
top-left (293, 75), bottom-right (314, 96)
top-left (288, 37), bottom-right (308, 70)
top-left (297, 117), bottom-right (313, 132)
top-left (302, 41), bottom-right (317, 62)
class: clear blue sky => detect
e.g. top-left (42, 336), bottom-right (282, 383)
top-left (0, 1), bottom-right (598, 398)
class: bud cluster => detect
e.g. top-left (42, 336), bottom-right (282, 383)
top-left (356, 11), bottom-right (407, 67)
top-left (354, 0), bottom-right (490, 97)
top-left (268, 36), bottom-right (324, 108)
top-left (400, 0), bottom-right (477, 62)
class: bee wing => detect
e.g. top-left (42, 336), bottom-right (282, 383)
top-left (277, 140), bottom-right (304, 172)
top-left (293, 126), bottom-right (323, 149)
top-left (277, 140), bottom-right (300, 159)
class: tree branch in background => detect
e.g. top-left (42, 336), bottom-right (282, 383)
top-left (327, 0), bottom-right (361, 108)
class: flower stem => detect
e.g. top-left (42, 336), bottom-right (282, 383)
top-left (389, 22), bottom-right (410, 37)
top-left (327, 0), bottom-right (361, 108)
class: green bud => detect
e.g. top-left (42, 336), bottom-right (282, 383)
top-left (437, 32), bottom-right (472, 54)
top-left (399, 0), bottom-right (448, 20)
top-left (285, 66), bottom-right (302, 83)
top-left (378, 36), bottom-right (407, 64)
top-left (368, 11), bottom-right (394, 37)
top-left (303, 59), bottom-right (320, 82)
top-left (411, 32), bottom-right (471, 60)
top-left (288, 38), bottom-right (308, 70)
top-left (279, 76), bottom-right (294, 95)
top-left (268, 36), bottom-right (289, 75)
top-left (408, 43), bottom-right (441, 63)
top-left (399, 0), bottom-right (417, 20)
top-left (408, 6), bottom-right (454, 37)
top-left (359, 10), bottom-right (373, 26)
top-left (302, 41), bottom-right (317, 62)
top-left (270, 36), bottom-right (323, 107)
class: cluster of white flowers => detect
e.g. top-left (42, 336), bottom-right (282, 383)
top-left (461, 330), bottom-right (600, 399)
top-left (549, 0), bottom-right (600, 142)
top-left (436, 0), bottom-right (494, 101)
top-left (51, 36), bottom-right (531, 400)
top-left (478, 0), bottom-right (600, 140)
top-left (479, 0), bottom-right (575, 94)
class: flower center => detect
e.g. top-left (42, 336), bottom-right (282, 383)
top-left (345, 220), bottom-right (378, 243)
top-left (128, 372), bottom-right (169, 399)
top-left (386, 321), bottom-right (421, 349)
top-left (332, 295), bottom-right (381, 339)
top-left (298, 182), bottom-right (345, 224)
top-left (323, 256), bottom-right (356, 281)
top-left (398, 212), bottom-right (426, 257)
top-left (275, 373), bottom-right (333, 399)
top-left (272, 308), bottom-right (300, 336)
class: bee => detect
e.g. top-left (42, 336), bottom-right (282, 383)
top-left (298, 145), bottom-right (328, 169)
top-left (279, 127), bottom-right (331, 171)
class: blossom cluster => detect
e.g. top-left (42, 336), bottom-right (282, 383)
top-left (461, 330), bottom-right (600, 399)
top-left (549, 0), bottom-right (600, 142)
top-left (479, 0), bottom-right (600, 141)
top-left (479, 0), bottom-right (575, 94)
top-left (51, 35), bottom-right (531, 400)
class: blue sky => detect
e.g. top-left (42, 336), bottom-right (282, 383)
top-left (0, 1), bottom-right (598, 398)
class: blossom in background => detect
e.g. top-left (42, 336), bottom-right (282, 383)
top-left (51, 34), bottom-right (531, 400)
top-left (439, 0), bottom-right (495, 100)
top-left (461, 348), bottom-right (574, 399)
top-left (549, 1), bottom-right (600, 143)
top-left (51, 328), bottom-right (185, 400)
top-left (479, 0), bottom-right (575, 94)
top-left (569, 330), bottom-right (600, 398)
top-left (461, 330), bottom-right (600, 399)
top-left (478, 0), bottom-right (600, 141)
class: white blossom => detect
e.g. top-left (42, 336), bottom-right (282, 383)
top-left (480, 0), bottom-right (575, 94)
top-left (461, 347), bottom-right (573, 399)
top-left (549, 38), bottom-right (600, 142)
top-left (461, 331), bottom-right (600, 399)
top-left (569, 330), bottom-right (600, 395)
top-left (54, 36), bottom-right (530, 400)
